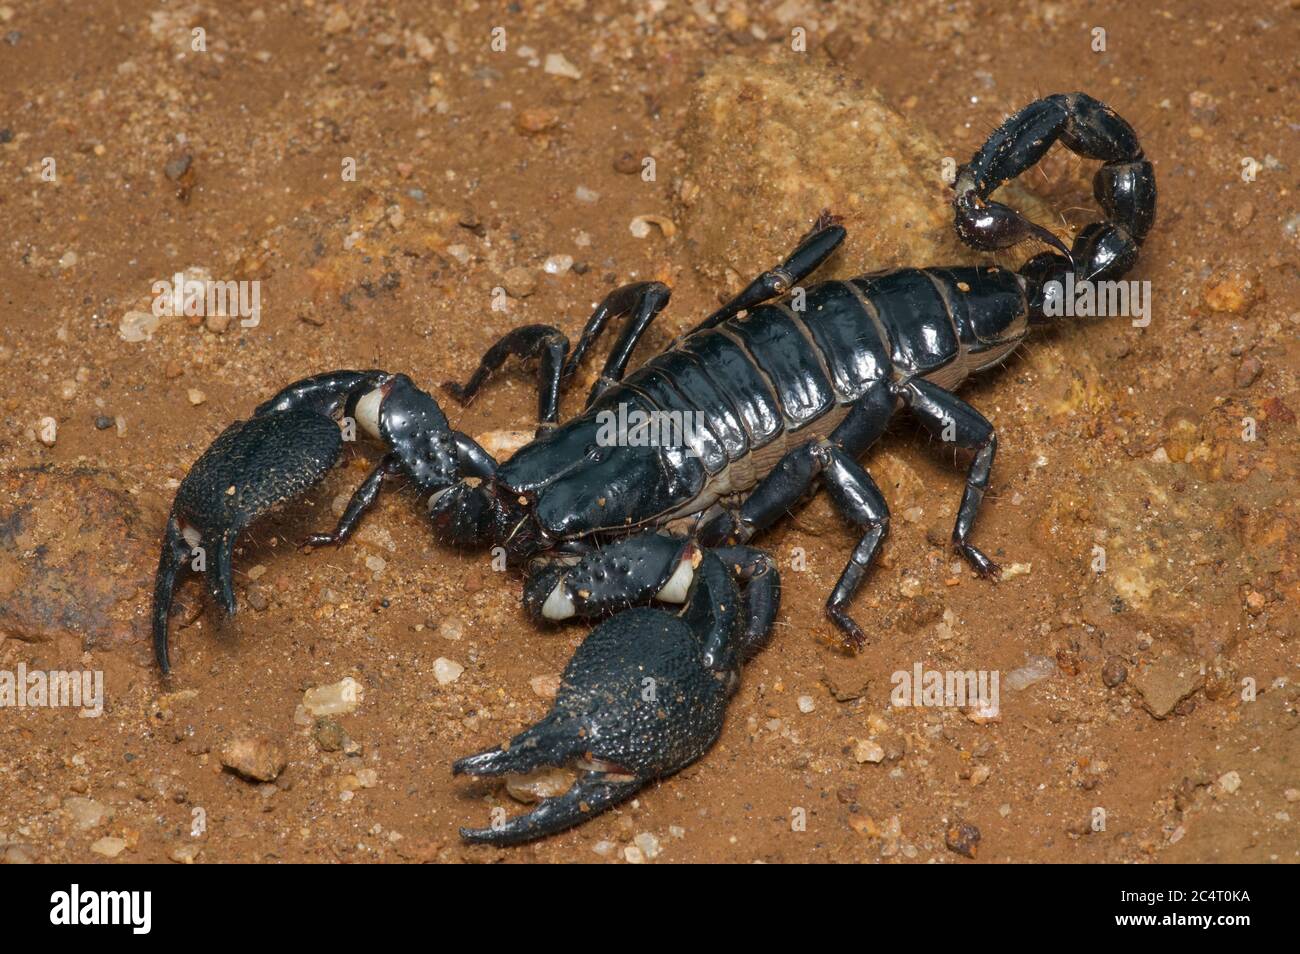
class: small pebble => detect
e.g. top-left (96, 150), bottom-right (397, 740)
top-left (220, 734), bottom-right (287, 782)
top-left (434, 657), bottom-right (464, 685)
top-left (853, 739), bottom-right (885, 764)
top-left (613, 151), bottom-right (642, 174)
top-left (94, 415), bottom-right (113, 430)
top-left (1235, 355), bottom-right (1263, 389)
top-left (1005, 655), bottom-right (1056, 690)
top-left (797, 695), bottom-right (815, 714)
top-left (515, 108), bottom-right (559, 134)
top-left (543, 254), bottom-right (573, 275)
top-left (1101, 656), bottom-right (1128, 688)
top-left (90, 837), bottom-right (127, 859)
top-left (633, 832), bottom-right (661, 860)
top-left (119, 310), bottom-right (159, 342)
top-left (187, 388), bottom-right (206, 406)
top-left (944, 822), bottom-right (981, 859)
top-left (314, 718), bottom-right (348, 752)
top-left (530, 674), bottom-right (561, 698)
top-left (303, 677), bottom-right (364, 716)
top-left (164, 154), bottom-right (192, 181)
top-left (503, 266), bottom-right (537, 298)
top-left (543, 52), bottom-right (581, 79)
top-left (1218, 770), bottom-right (1242, 794)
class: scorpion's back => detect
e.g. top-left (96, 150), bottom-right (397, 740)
top-left (609, 266), bottom-right (1028, 505)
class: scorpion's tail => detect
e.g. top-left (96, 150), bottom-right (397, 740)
top-left (152, 516), bottom-right (192, 675)
top-left (953, 92), bottom-right (1156, 289)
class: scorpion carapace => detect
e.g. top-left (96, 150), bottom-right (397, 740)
top-left (152, 92), bottom-right (1155, 844)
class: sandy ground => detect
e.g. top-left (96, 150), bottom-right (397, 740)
top-left (0, 0), bottom-right (1297, 864)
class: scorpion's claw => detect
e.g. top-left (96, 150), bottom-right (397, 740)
top-left (455, 553), bottom-right (744, 845)
top-left (152, 402), bottom-right (351, 673)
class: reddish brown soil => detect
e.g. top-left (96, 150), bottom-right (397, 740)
top-left (0, 1), bottom-right (1296, 863)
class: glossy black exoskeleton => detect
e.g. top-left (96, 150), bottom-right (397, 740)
top-left (152, 93), bottom-right (1155, 844)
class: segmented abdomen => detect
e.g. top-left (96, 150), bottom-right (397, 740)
top-left (616, 264), bottom-right (1027, 500)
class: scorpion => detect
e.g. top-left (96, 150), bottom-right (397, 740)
top-left (151, 93), bottom-right (1155, 846)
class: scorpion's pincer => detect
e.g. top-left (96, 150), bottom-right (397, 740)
top-left (454, 551), bottom-right (744, 845)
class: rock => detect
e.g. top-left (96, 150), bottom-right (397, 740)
top-left (679, 58), bottom-right (1054, 289)
top-left (1005, 655), bottom-right (1057, 690)
top-left (436, 617), bottom-right (465, 641)
top-left (1203, 273), bottom-right (1259, 314)
top-left (90, 836), bottom-right (127, 858)
top-left (1, 844), bottom-right (35, 864)
top-left (119, 310), bottom-right (160, 342)
top-left (303, 677), bottom-right (364, 716)
top-left (543, 52), bottom-right (581, 79)
top-left (1218, 770), bottom-right (1242, 794)
top-left (503, 266), bottom-right (537, 298)
top-left (220, 735), bottom-right (287, 782)
top-left (163, 154), bottom-right (192, 181)
top-left (1131, 651), bottom-right (1203, 719)
top-left (0, 466), bottom-right (155, 647)
top-left (613, 151), bottom-right (642, 174)
top-left (944, 821), bottom-right (981, 859)
top-left (63, 796), bottom-right (109, 831)
top-left (323, 6), bottom-right (350, 34)
top-left (543, 254), bottom-right (574, 274)
top-left (168, 842), bottom-right (202, 864)
top-left (633, 832), bottom-right (662, 860)
top-left (529, 674), bottom-right (560, 698)
top-left (623, 845), bottom-right (646, 864)
top-left (853, 739), bottom-right (885, 763)
top-left (515, 108), bottom-right (559, 134)
top-left (1101, 656), bottom-right (1128, 688)
top-left (314, 718), bottom-right (348, 752)
top-left (1235, 355), bottom-right (1263, 388)
top-left (433, 657), bottom-right (464, 685)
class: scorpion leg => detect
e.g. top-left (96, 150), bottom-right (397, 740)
top-left (685, 212), bottom-right (846, 335)
top-left (699, 387), bottom-right (895, 647)
top-left (300, 452), bottom-right (402, 548)
top-left (571, 281), bottom-right (672, 407)
top-left (954, 92), bottom-right (1155, 282)
top-left (455, 550), bottom-right (751, 845)
top-left (903, 378), bottom-right (1000, 579)
top-left (442, 284), bottom-right (673, 423)
top-left (442, 324), bottom-right (570, 431)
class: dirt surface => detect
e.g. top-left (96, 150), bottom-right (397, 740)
top-left (1, 1), bottom-right (1298, 864)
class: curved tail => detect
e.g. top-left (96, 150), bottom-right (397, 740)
top-left (953, 92), bottom-right (1156, 289)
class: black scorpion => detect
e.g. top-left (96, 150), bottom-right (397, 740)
top-left (152, 93), bottom-right (1156, 845)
